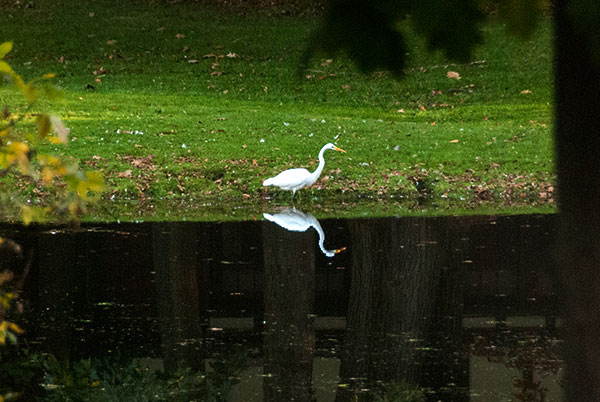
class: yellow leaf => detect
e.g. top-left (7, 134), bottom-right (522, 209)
top-left (41, 73), bottom-right (56, 79)
top-left (21, 206), bottom-right (33, 225)
top-left (47, 135), bottom-right (64, 144)
top-left (86, 171), bottom-right (105, 192)
top-left (0, 154), bottom-right (8, 169)
top-left (77, 180), bottom-right (88, 198)
top-left (42, 167), bottom-right (55, 183)
top-left (38, 154), bottom-right (61, 167)
top-left (0, 60), bottom-right (13, 75)
top-left (8, 141), bottom-right (29, 153)
top-left (0, 41), bottom-right (12, 59)
top-left (6, 142), bottom-right (29, 169)
top-left (8, 322), bottom-right (24, 334)
top-left (68, 200), bottom-right (79, 216)
top-left (37, 114), bottom-right (51, 138)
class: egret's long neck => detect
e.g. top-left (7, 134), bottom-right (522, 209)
top-left (310, 146), bottom-right (328, 182)
top-left (309, 215), bottom-right (335, 257)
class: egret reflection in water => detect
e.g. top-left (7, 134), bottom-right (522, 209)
top-left (263, 208), bottom-right (346, 257)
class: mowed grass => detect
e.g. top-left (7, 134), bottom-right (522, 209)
top-left (1, 0), bottom-right (554, 220)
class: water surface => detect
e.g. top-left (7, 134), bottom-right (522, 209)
top-left (0, 212), bottom-right (563, 401)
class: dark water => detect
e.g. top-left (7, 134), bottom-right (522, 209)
top-left (0, 211), bottom-right (563, 401)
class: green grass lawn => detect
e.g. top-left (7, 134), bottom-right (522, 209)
top-left (1, 0), bottom-right (554, 221)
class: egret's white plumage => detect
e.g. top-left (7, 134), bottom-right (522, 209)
top-left (263, 143), bottom-right (346, 195)
top-left (263, 208), bottom-right (347, 257)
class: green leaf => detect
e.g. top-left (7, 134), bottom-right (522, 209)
top-left (0, 42), bottom-right (12, 59)
top-left (302, 0), bottom-right (408, 77)
top-left (411, 0), bottom-right (485, 62)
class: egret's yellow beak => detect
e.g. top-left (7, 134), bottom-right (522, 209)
top-left (334, 146), bottom-right (346, 153)
top-left (334, 247), bottom-right (348, 254)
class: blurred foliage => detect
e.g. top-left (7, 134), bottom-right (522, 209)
top-left (0, 267), bottom-right (24, 402)
top-left (0, 41), bottom-right (105, 224)
top-left (0, 347), bottom-right (246, 402)
top-left (1, 41), bottom-right (105, 400)
top-left (0, 269), bottom-right (22, 347)
top-left (303, 0), bottom-right (551, 76)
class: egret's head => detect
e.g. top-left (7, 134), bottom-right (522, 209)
top-left (325, 143), bottom-right (346, 153)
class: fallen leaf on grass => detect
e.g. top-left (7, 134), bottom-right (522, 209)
top-left (447, 71), bottom-right (461, 79)
top-left (449, 139), bottom-right (459, 143)
top-left (520, 89), bottom-right (532, 94)
top-left (175, 33), bottom-right (185, 39)
top-left (118, 170), bottom-right (133, 178)
top-left (93, 67), bottom-right (111, 76)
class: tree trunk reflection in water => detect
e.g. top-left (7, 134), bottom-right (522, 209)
top-left (262, 221), bottom-right (316, 402)
top-left (152, 222), bottom-right (204, 373)
top-left (336, 218), bottom-right (443, 401)
top-left (36, 231), bottom-right (78, 361)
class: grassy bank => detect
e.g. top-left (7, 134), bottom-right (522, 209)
top-left (1, 0), bottom-right (554, 220)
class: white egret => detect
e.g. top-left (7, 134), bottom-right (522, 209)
top-left (262, 143), bottom-right (346, 196)
top-left (263, 208), bottom-right (347, 257)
